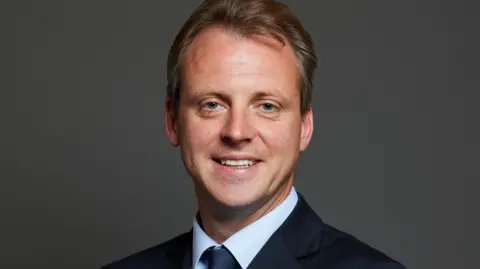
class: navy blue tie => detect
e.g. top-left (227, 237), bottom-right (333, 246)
top-left (201, 246), bottom-right (239, 269)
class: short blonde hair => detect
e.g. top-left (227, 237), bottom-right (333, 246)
top-left (167, 0), bottom-right (317, 115)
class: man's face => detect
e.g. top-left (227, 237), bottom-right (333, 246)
top-left (165, 27), bottom-right (313, 209)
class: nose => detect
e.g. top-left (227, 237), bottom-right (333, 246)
top-left (220, 108), bottom-right (255, 147)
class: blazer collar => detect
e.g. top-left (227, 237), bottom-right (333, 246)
top-left (161, 230), bottom-right (193, 269)
top-left (246, 193), bottom-right (324, 269)
top-left (181, 231), bottom-right (193, 269)
top-left (176, 193), bottom-right (323, 269)
top-left (278, 193), bottom-right (325, 258)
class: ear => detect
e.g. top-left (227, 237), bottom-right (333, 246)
top-left (299, 108), bottom-right (314, 151)
top-left (164, 97), bottom-right (180, 147)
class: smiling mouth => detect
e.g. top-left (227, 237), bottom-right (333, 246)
top-left (213, 159), bottom-right (258, 168)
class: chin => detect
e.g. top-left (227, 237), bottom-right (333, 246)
top-left (208, 181), bottom-right (269, 211)
top-left (216, 192), bottom-right (259, 208)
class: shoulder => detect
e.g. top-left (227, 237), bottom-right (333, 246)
top-left (301, 223), bottom-right (406, 269)
top-left (100, 231), bottom-right (191, 269)
top-left (284, 195), bottom-right (406, 268)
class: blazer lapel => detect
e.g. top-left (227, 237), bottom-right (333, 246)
top-left (161, 230), bottom-right (193, 269)
top-left (246, 229), bottom-right (304, 269)
top-left (247, 193), bottom-right (325, 269)
top-left (181, 238), bottom-right (192, 269)
top-left (181, 243), bottom-right (192, 269)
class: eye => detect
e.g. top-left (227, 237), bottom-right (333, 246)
top-left (203, 102), bottom-right (221, 110)
top-left (260, 102), bottom-right (277, 112)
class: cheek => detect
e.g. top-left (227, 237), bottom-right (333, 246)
top-left (181, 117), bottom-right (219, 151)
top-left (257, 118), bottom-right (302, 151)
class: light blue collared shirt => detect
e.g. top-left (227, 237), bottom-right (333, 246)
top-left (192, 187), bottom-right (298, 269)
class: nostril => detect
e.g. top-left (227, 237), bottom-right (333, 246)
top-left (221, 135), bottom-right (252, 146)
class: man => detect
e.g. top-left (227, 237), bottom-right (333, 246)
top-left (102, 0), bottom-right (406, 268)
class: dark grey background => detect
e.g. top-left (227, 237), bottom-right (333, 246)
top-left (4, 0), bottom-right (479, 268)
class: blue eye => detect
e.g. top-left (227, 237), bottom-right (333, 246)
top-left (261, 103), bottom-right (276, 111)
top-left (204, 102), bottom-right (220, 110)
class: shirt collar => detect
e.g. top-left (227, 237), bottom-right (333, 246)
top-left (192, 186), bottom-right (298, 269)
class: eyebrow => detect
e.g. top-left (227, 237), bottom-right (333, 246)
top-left (190, 90), bottom-right (229, 101)
top-left (190, 89), bottom-right (290, 103)
top-left (252, 90), bottom-right (290, 103)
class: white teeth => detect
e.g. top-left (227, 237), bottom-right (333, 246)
top-left (220, 160), bottom-right (256, 167)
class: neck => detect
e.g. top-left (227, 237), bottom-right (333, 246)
top-left (196, 181), bottom-right (293, 244)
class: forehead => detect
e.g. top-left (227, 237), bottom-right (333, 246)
top-left (181, 27), bottom-right (299, 91)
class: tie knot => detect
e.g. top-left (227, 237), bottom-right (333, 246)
top-left (201, 246), bottom-right (238, 269)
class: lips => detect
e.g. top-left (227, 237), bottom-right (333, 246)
top-left (216, 159), bottom-right (257, 168)
top-left (212, 155), bottom-right (261, 169)
top-left (212, 156), bottom-right (262, 180)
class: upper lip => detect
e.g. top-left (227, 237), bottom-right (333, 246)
top-left (213, 154), bottom-right (262, 162)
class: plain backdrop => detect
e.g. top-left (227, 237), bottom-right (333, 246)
top-left (4, 0), bottom-right (479, 268)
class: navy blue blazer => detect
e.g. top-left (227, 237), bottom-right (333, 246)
top-left (101, 194), bottom-right (406, 269)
